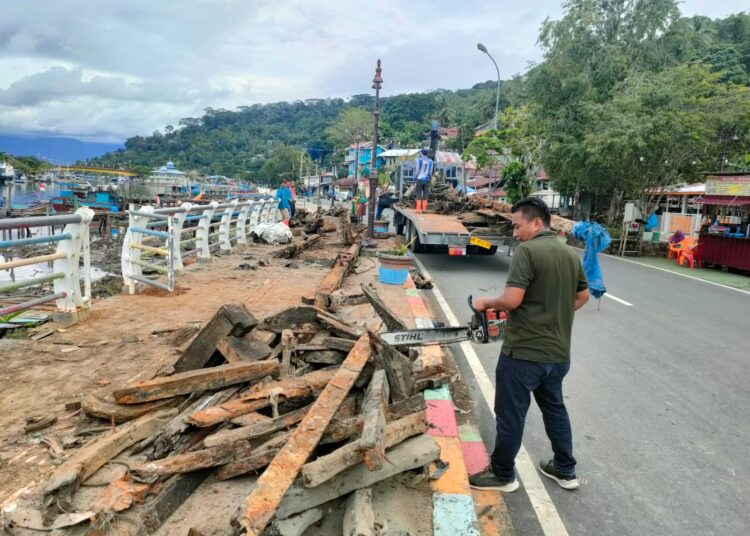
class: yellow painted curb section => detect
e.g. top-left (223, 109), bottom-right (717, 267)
top-left (472, 489), bottom-right (515, 536)
top-left (431, 436), bottom-right (472, 496)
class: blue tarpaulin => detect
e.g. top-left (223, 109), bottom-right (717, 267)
top-left (572, 220), bottom-right (612, 300)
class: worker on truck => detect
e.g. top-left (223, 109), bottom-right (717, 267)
top-left (414, 148), bottom-right (433, 213)
top-left (468, 197), bottom-right (589, 493)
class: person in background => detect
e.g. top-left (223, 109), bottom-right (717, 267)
top-left (414, 148), bottom-right (433, 213)
top-left (376, 183), bottom-right (395, 220)
top-left (274, 181), bottom-right (292, 223)
top-left (288, 181), bottom-right (297, 218)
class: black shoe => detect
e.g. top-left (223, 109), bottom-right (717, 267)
top-left (539, 459), bottom-right (579, 490)
top-left (468, 470), bottom-right (519, 492)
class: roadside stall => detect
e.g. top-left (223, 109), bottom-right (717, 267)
top-left (695, 173), bottom-right (750, 271)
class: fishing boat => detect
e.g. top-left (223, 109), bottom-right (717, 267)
top-left (50, 185), bottom-right (124, 213)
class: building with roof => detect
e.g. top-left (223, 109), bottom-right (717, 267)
top-left (345, 142), bottom-right (385, 179)
top-left (151, 161), bottom-right (187, 183)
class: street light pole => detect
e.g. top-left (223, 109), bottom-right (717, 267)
top-left (367, 59), bottom-right (383, 241)
top-left (477, 43), bottom-right (501, 130)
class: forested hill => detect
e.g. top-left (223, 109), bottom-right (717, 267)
top-left (89, 7), bottom-right (750, 189)
top-left (88, 81), bottom-right (502, 181)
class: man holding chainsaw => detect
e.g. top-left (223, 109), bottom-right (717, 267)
top-left (469, 197), bottom-right (589, 493)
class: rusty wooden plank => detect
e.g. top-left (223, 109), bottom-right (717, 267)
top-left (133, 441), bottom-right (251, 483)
top-left (316, 313), bottom-right (363, 340)
top-left (300, 411), bottom-right (427, 488)
top-left (81, 392), bottom-right (182, 423)
top-left (188, 369), bottom-right (335, 427)
top-left (205, 403), bottom-right (311, 448)
top-left (369, 332), bottom-right (414, 401)
top-left (113, 360), bottom-right (279, 404)
top-left (241, 334), bottom-right (372, 535)
top-left (314, 243), bottom-right (361, 309)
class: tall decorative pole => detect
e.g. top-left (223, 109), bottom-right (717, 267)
top-left (367, 59), bottom-right (383, 241)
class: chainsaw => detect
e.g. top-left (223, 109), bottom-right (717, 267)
top-left (379, 295), bottom-right (507, 348)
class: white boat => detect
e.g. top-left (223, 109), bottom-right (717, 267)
top-left (0, 161), bottom-right (15, 180)
top-left (13, 174), bottom-right (28, 184)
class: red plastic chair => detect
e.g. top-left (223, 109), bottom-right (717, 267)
top-left (678, 242), bottom-right (704, 269)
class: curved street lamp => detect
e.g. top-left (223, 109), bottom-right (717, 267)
top-left (477, 43), bottom-right (501, 130)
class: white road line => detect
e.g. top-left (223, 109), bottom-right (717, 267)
top-left (603, 254), bottom-right (750, 296)
top-left (414, 257), bottom-right (570, 536)
top-left (603, 293), bottom-right (634, 306)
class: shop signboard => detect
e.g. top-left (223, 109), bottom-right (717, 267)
top-left (705, 176), bottom-right (750, 196)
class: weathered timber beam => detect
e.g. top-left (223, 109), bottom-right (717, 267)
top-left (204, 403), bottom-right (311, 448)
top-left (300, 411), bottom-right (427, 488)
top-left (276, 434), bottom-right (439, 520)
top-left (216, 433), bottom-right (290, 480)
top-left (360, 283), bottom-right (407, 332)
top-left (113, 360), bottom-right (279, 404)
top-left (173, 303), bottom-right (258, 373)
top-left (216, 336), bottom-right (273, 363)
top-left (369, 331), bottom-right (414, 402)
top-left (316, 313), bottom-right (363, 340)
top-left (133, 441), bottom-right (251, 483)
top-left (257, 305), bottom-right (326, 332)
top-left (280, 329), bottom-right (294, 377)
top-left (343, 488), bottom-right (375, 536)
top-left (241, 334), bottom-right (372, 535)
top-left (358, 369), bottom-right (389, 471)
top-left (81, 392), bottom-right (182, 423)
top-left (314, 242), bottom-right (361, 309)
top-left (273, 234), bottom-right (321, 259)
top-left (188, 368), bottom-right (335, 427)
top-left (319, 336), bottom-right (356, 352)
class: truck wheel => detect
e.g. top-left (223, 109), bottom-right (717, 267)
top-left (413, 234), bottom-right (425, 253)
top-left (482, 245), bottom-right (498, 255)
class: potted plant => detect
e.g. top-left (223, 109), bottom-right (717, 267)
top-left (376, 237), bottom-right (415, 285)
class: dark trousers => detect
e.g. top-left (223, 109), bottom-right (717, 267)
top-left (491, 353), bottom-right (576, 481)
top-left (415, 181), bottom-right (429, 200)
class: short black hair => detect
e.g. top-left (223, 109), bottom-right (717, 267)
top-left (511, 197), bottom-right (551, 227)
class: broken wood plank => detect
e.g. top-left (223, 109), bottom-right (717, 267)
top-left (293, 344), bottom-right (329, 352)
top-left (319, 336), bottom-right (356, 352)
top-left (113, 360), bottom-right (279, 404)
top-left (277, 434), bottom-right (439, 520)
top-left (229, 411), bottom-right (273, 428)
top-left (147, 387), bottom-right (239, 460)
top-left (360, 283), bottom-right (407, 332)
top-left (216, 432), bottom-right (290, 480)
top-left (317, 313), bottom-right (364, 340)
top-left (301, 411), bottom-right (428, 488)
top-left (81, 392), bottom-right (182, 423)
top-left (42, 410), bottom-right (176, 524)
top-left (204, 403), bottom-right (311, 448)
top-left (280, 329), bottom-right (295, 377)
top-left (386, 393), bottom-right (425, 420)
top-left (257, 305), bottom-right (326, 332)
top-left (240, 334), bottom-right (372, 535)
top-left (216, 336), bottom-right (273, 363)
top-left (173, 303), bottom-right (258, 373)
top-left (273, 234), bottom-right (321, 259)
top-left (343, 488), bottom-right (375, 536)
top-left (137, 471), bottom-right (211, 533)
top-left (248, 328), bottom-right (276, 346)
top-left (314, 242), bottom-right (361, 309)
top-left (369, 331), bottom-right (414, 402)
top-left (266, 507), bottom-right (323, 536)
top-left (359, 369), bottom-right (389, 471)
top-left (24, 415), bottom-right (57, 434)
top-left (169, 324), bottom-right (201, 346)
top-left (133, 441), bottom-right (251, 483)
top-left (188, 368), bottom-right (336, 427)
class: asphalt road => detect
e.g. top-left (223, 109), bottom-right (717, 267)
top-left (416, 248), bottom-right (750, 536)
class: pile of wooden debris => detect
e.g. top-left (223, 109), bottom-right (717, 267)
top-left (9, 295), bottom-right (449, 535)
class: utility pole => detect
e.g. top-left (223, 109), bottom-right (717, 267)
top-left (367, 59), bottom-right (383, 242)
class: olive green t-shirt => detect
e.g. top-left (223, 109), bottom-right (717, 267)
top-left (502, 231), bottom-right (588, 363)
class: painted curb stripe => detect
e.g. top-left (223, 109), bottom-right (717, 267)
top-left (433, 493), bottom-right (481, 536)
top-left (461, 441), bottom-right (491, 476)
top-left (432, 437), bottom-right (472, 495)
top-left (458, 423), bottom-right (483, 442)
top-left (423, 384), bottom-right (452, 400)
top-left (425, 400), bottom-right (459, 437)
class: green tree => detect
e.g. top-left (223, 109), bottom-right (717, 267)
top-left (462, 131), bottom-right (505, 174)
top-left (325, 108), bottom-right (372, 150)
top-left (502, 160), bottom-right (532, 203)
top-left (259, 145), bottom-right (312, 187)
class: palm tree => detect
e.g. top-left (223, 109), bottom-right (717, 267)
top-left (433, 95), bottom-right (456, 126)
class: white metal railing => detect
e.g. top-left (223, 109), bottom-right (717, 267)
top-left (0, 207), bottom-right (94, 321)
top-left (121, 197), bottom-right (276, 294)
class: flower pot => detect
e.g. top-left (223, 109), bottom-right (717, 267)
top-left (376, 251), bottom-right (412, 285)
top-left (374, 220), bottom-right (389, 234)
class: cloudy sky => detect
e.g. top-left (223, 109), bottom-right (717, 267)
top-left (0, 0), bottom-right (746, 143)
